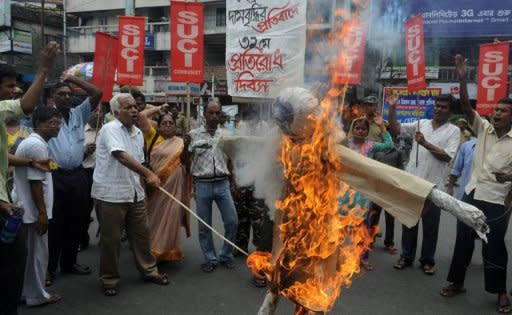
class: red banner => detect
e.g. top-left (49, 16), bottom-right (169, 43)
top-left (333, 19), bottom-right (368, 85)
top-left (405, 15), bottom-right (426, 92)
top-left (477, 42), bottom-right (510, 116)
top-left (117, 16), bottom-right (145, 86)
top-left (170, 1), bottom-right (204, 83)
top-left (91, 32), bottom-right (118, 102)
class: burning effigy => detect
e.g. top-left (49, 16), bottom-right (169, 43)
top-left (215, 1), bottom-right (488, 314)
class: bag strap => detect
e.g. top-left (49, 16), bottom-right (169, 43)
top-left (145, 132), bottom-right (159, 166)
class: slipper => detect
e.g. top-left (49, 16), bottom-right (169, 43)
top-left (498, 295), bottom-right (512, 314)
top-left (252, 277), bottom-right (268, 288)
top-left (103, 287), bottom-right (118, 297)
top-left (45, 272), bottom-right (54, 287)
top-left (385, 245), bottom-right (398, 255)
top-left (145, 273), bottom-right (169, 285)
top-left (423, 264), bottom-right (436, 275)
top-left (440, 284), bottom-right (466, 297)
top-left (361, 260), bottom-right (373, 271)
top-left (393, 258), bottom-right (411, 270)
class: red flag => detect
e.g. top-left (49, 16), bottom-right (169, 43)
top-left (117, 16), bottom-right (145, 86)
top-left (405, 15), bottom-right (426, 92)
top-left (477, 42), bottom-right (510, 116)
top-left (91, 32), bottom-right (118, 102)
top-left (170, 1), bottom-right (204, 83)
top-left (333, 19), bottom-right (368, 85)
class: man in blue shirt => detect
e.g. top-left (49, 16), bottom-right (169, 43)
top-left (447, 138), bottom-right (476, 200)
top-left (47, 74), bottom-right (101, 283)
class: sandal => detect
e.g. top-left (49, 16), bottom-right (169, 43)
top-left (103, 287), bottom-right (118, 297)
top-left (393, 258), bottom-right (411, 270)
top-left (145, 273), bottom-right (169, 285)
top-left (361, 260), bottom-right (373, 271)
top-left (498, 295), bottom-right (512, 314)
top-left (422, 264), bottom-right (436, 275)
top-left (29, 294), bottom-right (61, 307)
top-left (252, 276), bottom-right (268, 288)
top-left (385, 245), bottom-right (398, 255)
top-left (440, 284), bottom-right (466, 297)
top-left (45, 272), bottom-right (54, 287)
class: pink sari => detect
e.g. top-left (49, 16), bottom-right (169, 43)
top-left (147, 136), bottom-right (191, 262)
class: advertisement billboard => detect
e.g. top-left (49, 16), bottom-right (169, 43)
top-left (374, 0), bottom-right (512, 38)
top-left (12, 29), bottom-right (32, 54)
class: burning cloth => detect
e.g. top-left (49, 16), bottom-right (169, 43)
top-left (218, 88), bottom-right (488, 314)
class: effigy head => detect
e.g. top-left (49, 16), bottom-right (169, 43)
top-left (272, 87), bottom-right (321, 141)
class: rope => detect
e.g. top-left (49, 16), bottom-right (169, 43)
top-left (157, 186), bottom-right (249, 257)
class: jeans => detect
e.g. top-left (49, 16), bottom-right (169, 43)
top-left (400, 201), bottom-right (441, 266)
top-left (194, 179), bottom-right (238, 263)
top-left (447, 191), bottom-right (509, 294)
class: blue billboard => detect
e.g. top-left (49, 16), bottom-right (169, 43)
top-left (374, 0), bottom-right (512, 38)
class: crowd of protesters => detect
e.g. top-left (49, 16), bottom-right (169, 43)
top-left (1, 44), bottom-right (512, 315)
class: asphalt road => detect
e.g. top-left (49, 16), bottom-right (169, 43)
top-left (20, 205), bottom-right (511, 315)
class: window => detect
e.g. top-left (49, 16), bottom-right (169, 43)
top-left (98, 17), bottom-right (108, 26)
top-left (216, 8), bottom-right (226, 27)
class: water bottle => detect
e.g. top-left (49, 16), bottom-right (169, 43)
top-left (0, 205), bottom-right (24, 244)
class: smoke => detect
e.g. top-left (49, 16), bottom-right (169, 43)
top-left (229, 122), bottom-right (285, 213)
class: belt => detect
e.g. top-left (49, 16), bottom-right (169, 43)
top-left (56, 166), bottom-right (83, 175)
top-left (193, 176), bottom-right (228, 182)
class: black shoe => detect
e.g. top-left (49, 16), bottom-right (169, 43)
top-left (201, 261), bottom-right (217, 273)
top-left (220, 260), bottom-right (235, 269)
top-left (62, 263), bottom-right (91, 275)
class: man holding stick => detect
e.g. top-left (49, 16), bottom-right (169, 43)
top-left (92, 94), bottom-right (168, 297)
top-left (388, 92), bottom-right (460, 275)
top-left (441, 55), bottom-right (512, 314)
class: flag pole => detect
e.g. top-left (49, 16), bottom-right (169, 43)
top-left (415, 92), bottom-right (420, 167)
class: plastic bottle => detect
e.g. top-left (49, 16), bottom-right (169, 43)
top-left (0, 205), bottom-right (24, 244)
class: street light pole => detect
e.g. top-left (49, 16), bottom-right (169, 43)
top-left (40, 0), bottom-right (45, 46)
top-left (63, 0), bottom-right (67, 68)
top-left (125, 0), bottom-right (135, 16)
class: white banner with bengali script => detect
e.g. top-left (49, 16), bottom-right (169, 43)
top-left (226, 0), bottom-right (307, 98)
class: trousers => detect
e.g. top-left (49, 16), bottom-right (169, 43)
top-left (447, 191), bottom-right (510, 293)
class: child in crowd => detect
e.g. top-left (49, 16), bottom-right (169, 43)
top-left (339, 115), bottom-right (394, 270)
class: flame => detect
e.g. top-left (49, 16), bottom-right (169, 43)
top-left (248, 1), bottom-right (375, 313)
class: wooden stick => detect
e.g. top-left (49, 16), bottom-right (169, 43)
top-left (415, 93), bottom-right (420, 167)
top-left (157, 186), bottom-right (249, 257)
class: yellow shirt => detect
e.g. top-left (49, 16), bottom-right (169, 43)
top-left (7, 126), bottom-right (31, 152)
top-left (143, 127), bottom-right (164, 152)
top-left (465, 112), bottom-right (512, 205)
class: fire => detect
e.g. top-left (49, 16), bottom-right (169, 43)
top-left (248, 1), bottom-right (375, 314)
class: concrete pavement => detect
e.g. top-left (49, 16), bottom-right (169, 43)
top-left (20, 207), bottom-right (511, 315)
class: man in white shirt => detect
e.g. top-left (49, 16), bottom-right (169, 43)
top-left (92, 94), bottom-right (168, 296)
top-left (388, 93), bottom-right (461, 275)
top-left (440, 55), bottom-right (512, 314)
top-left (13, 106), bottom-right (62, 306)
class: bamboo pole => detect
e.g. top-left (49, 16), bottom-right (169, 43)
top-left (157, 186), bottom-right (249, 257)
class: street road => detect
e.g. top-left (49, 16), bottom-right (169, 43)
top-left (20, 205), bottom-right (511, 315)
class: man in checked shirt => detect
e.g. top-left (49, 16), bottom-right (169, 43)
top-left (186, 100), bottom-right (238, 273)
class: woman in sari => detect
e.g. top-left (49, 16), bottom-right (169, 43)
top-left (139, 106), bottom-right (191, 262)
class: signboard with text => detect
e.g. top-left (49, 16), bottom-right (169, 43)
top-left (170, 1), bottom-right (204, 83)
top-left (226, 0), bottom-right (307, 98)
top-left (382, 87), bottom-right (442, 123)
top-left (374, 0), bottom-right (512, 38)
top-left (117, 16), bottom-right (145, 86)
top-left (12, 29), bottom-right (32, 54)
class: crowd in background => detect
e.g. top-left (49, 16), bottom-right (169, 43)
top-left (1, 44), bottom-right (512, 315)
